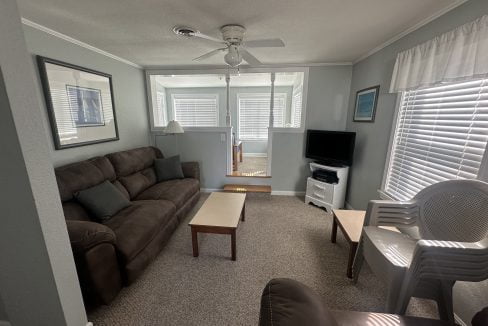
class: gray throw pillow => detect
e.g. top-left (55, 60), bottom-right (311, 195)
top-left (154, 155), bottom-right (184, 182)
top-left (75, 181), bottom-right (131, 222)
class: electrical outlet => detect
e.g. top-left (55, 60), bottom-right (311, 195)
top-left (220, 133), bottom-right (226, 142)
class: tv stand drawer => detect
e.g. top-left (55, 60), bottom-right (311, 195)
top-left (306, 178), bottom-right (333, 202)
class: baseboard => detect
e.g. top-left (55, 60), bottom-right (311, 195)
top-left (242, 153), bottom-right (267, 158)
top-left (271, 191), bottom-right (305, 196)
top-left (200, 188), bottom-right (223, 193)
top-left (345, 201), bottom-right (354, 210)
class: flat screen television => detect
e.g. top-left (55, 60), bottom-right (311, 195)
top-left (305, 130), bottom-right (356, 166)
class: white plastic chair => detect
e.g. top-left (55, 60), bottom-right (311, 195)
top-left (353, 179), bottom-right (488, 324)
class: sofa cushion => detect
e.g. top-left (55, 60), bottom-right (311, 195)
top-left (113, 180), bottom-right (130, 200)
top-left (154, 156), bottom-right (184, 182)
top-left (75, 181), bottom-right (131, 222)
top-left (103, 200), bottom-right (176, 262)
top-left (135, 178), bottom-right (199, 209)
top-left (118, 167), bottom-right (157, 199)
top-left (62, 201), bottom-right (92, 221)
top-left (106, 147), bottom-right (162, 177)
top-left (55, 156), bottom-right (116, 202)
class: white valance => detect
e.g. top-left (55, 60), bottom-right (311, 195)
top-left (390, 15), bottom-right (488, 93)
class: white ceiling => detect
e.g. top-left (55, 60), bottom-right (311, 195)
top-left (17, 0), bottom-right (462, 67)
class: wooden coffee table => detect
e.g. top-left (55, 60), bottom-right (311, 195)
top-left (189, 192), bottom-right (246, 261)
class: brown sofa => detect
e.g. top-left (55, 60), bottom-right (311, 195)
top-left (55, 146), bottom-right (200, 305)
top-left (259, 278), bottom-right (451, 326)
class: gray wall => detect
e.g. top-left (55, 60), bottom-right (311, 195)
top-left (0, 296), bottom-right (6, 323)
top-left (0, 1), bottom-right (87, 323)
top-left (344, 0), bottom-right (488, 322)
top-left (22, 25), bottom-right (150, 167)
top-left (156, 65), bottom-right (352, 191)
top-left (164, 85), bottom-right (293, 154)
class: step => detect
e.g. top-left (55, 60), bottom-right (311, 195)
top-left (223, 184), bottom-right (272, 193)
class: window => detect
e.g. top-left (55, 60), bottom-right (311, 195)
top-left (172, 94), bottom-right (218, 127)
top-left (383, 79), bottom-right (488, 201)
top-left (291, 90), bottom-right (302, 128)
top-left (238, 93), bottom-right (286, 140)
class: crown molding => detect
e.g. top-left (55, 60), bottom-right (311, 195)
top-left (353, 0), bottom-right (468, 64)
top-left (21, 18), bottom-right (142, 69)
top-left (144, 62), bottom-right (352, 70)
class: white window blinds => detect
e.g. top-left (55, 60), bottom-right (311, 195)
top-left (384, 79), bottom-right (488, 201)
top-left (172, 94), bottom-right (218, 127)
top-left (238, 93), bottom-right (286, 140)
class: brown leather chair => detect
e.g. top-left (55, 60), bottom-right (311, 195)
top-left (259, 278), bottom-right (451, 326)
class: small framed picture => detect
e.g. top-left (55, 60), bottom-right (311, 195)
top-left (37, 56), bottom-right (119, 149)
top-left (354, 85), bottom-right (380, 122)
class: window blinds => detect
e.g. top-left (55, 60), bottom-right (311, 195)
top-left (384, 79), bottom-right (488, 201)
top-left (238, 94), bottom-right (286, 140)
top-left (172, 94), bottom-right (218, 127)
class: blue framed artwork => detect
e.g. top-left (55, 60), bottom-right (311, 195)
top-left (37, 56), bottom-right (119, 149)
top-left (354, 85), bottom-right (380, 122)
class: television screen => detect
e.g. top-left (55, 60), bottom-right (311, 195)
top-left (305, 130), bottom-right (356, 166)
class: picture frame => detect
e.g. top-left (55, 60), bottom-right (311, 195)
top-left (353, 85), bottom-right (380, 122)
top-left (37, 56), bottom-right (119, 149)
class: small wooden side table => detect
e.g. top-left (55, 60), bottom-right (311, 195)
top-left (331, 209), bottom-right (365, 278)
top-left (331, 209), bottom-right (399, 278)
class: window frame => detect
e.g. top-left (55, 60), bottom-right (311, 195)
top-left (145, 67), bottom-right (309, 133)
top-left (170, 93), bottom-right (219, 129)
top-left (291, 83), bottom-right (303, 128)
top-left (237, 92), bottom-right (287, 141)
top-left (380, 85), bottom-right (488, 201)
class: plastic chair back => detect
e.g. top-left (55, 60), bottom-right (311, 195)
top-left (414, 180), bottom-right (488, 242)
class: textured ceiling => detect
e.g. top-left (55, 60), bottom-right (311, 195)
top-left (17, 0), bottom-right (461, 67)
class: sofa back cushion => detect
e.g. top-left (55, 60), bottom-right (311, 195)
top-left (55, 156), bottom-right (116, 202)
top-left (106, 147), bottom-right (163, 199)
top-left (55, 156), bottom-right (118, 222)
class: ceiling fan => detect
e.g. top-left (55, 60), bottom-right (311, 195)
top-left (173, 24), bottom-right (285, 67)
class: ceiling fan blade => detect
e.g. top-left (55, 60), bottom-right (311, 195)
top-left (193, 48), bottom-right (226, 61)
top-left (242, 38), bottom-right (285, 48)
top-left (240, 48), bottom-right (262, 66)
top-left (191, 31), bottom-right (225, 44)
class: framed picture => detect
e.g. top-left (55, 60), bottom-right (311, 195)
top-left (354, 85), bottom-right (380, 122)
top-left (37, 56), bottom-right (119, 149)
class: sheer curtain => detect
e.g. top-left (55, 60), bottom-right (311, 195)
top-left (390, 15), bottom-right (488, 93)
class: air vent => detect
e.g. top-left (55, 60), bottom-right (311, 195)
top-left (173, 26), bottom-right (198, 37)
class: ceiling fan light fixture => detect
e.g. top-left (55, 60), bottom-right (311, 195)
top-left (224, 45), bottom-right (242, 67)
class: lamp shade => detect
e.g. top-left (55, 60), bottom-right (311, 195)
top-left (165, 120), bottom-right (184, 134)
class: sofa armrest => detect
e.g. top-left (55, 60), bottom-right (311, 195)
top-left (181, 161), bottom-right (200, 181)
top-left (259, 278), bottom-right (338, 326)
top-left (473, 307), bottom-right (488, 326)
top-left (66, 220), bottom-right (116, 254)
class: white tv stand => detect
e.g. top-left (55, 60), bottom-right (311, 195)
top-left (305, 162), bottom-right (349, 212)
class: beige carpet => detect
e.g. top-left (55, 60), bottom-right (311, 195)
top-left (236, 156), bottom-right (267, 176)
top-left (89, 193), bottom-right (436, 325)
